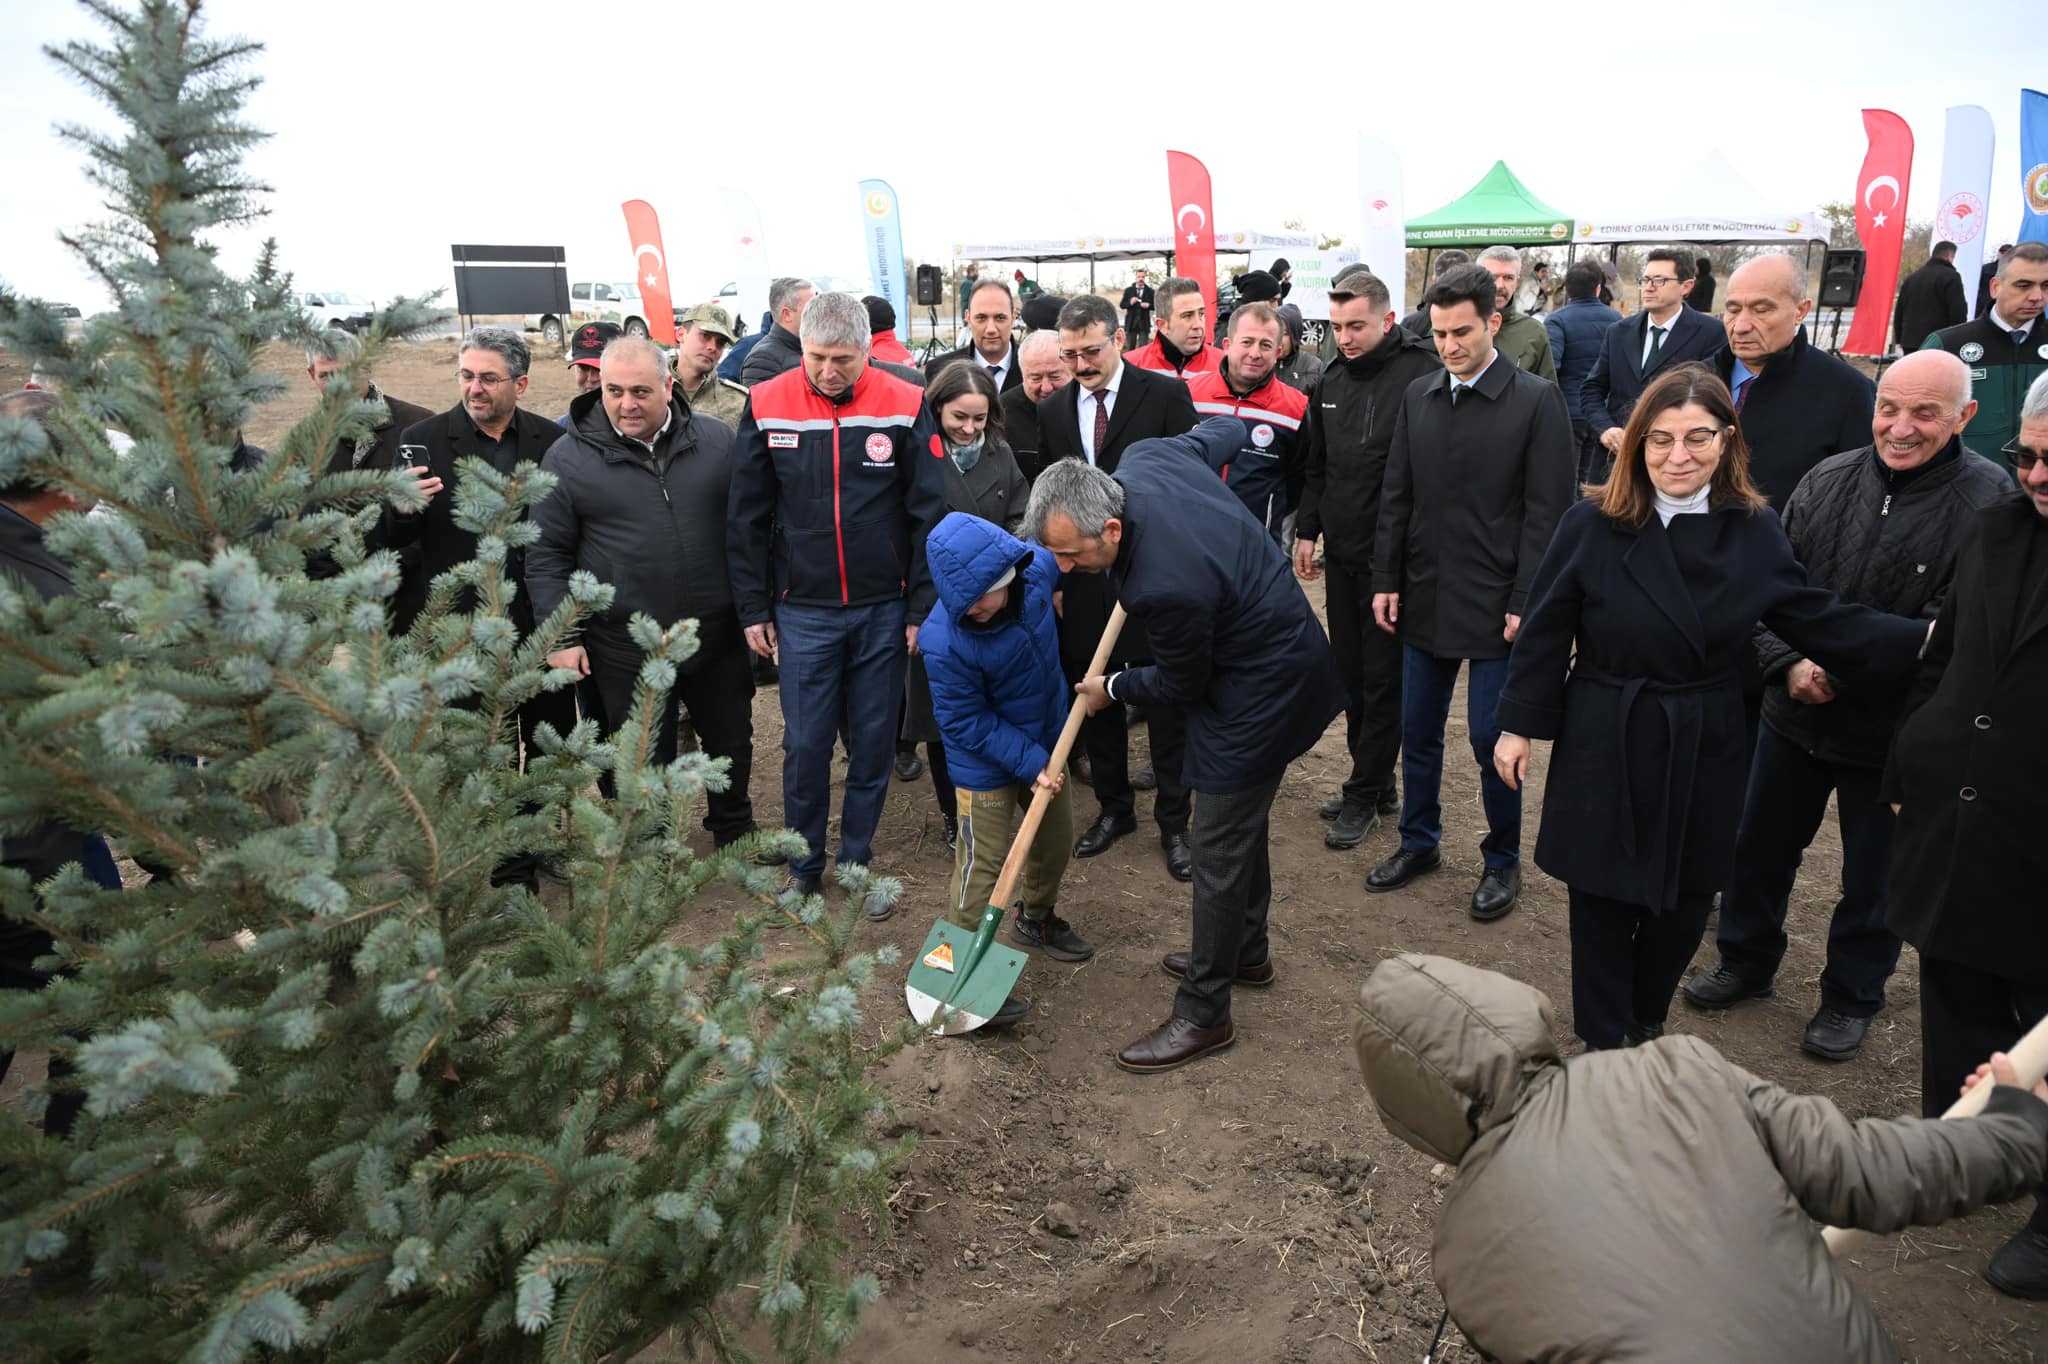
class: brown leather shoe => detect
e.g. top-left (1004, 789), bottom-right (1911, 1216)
top-left (1160, 951), bottom-right (1275, 988)
top-left (1114, 1015), bottom-right (1236, 1073)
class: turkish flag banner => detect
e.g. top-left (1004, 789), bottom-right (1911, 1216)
top-left (1842, 109), bottom-right (1913, 357)
top-left (1166, 151), bottom-right (1217, 328)
top-left (621, 199), bottom-right (678, 346)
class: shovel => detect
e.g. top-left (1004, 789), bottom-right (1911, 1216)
top-left (906, 603), bottom-right (1128, 1035)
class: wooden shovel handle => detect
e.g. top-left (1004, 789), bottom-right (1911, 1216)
top-left (986, 604), bottom-right (1127, 912)
top-left (1823, 1011), bottom-right (2048, 1256)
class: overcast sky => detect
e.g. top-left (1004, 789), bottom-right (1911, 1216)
top-left (2, 0), bottom-right (2042, 313)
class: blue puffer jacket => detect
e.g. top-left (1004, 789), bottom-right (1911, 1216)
top-left (920, 512), bottom-right (1067, 791)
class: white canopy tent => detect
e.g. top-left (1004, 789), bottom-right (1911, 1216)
top-left (1570, 150), bottom-right (1825, 245)
top-left (950, 229), bottom-right (1314, 289)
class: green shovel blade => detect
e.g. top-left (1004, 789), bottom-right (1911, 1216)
top-left (905, 906), bottom-right (1027, 1035)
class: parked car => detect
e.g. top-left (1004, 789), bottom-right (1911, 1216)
top-left (43, 301), bottom-right (86, 340)
top-left (708, 274), bottom-right (870, 331)
top-left (294, 290), bottom-right (375, 332)
top-left (525, 281), bottom-right (685, 347)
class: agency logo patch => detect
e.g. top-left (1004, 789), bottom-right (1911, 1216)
top-left (865, 432), bottom-right (893, 463)
top-left (1251, 423), bottom-right (1275, 448)
top-left (1958, 341), bottom-right (1984, 363)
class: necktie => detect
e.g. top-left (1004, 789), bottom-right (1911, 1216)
top-left (2015, 329), bottom-right (2030, 347)
top-left (1092, 390), bottom-right (1111, 461)
top-left (988, 364), bottom-right (1002, 383)
top-left (1734, 376), bottom-right (1752, 413)
top-left (1649, 325), bottom-right (1667, 361)
top-left (1449, 384), bottom-right (1463, 408)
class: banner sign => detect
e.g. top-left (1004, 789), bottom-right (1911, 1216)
top-left (620, 200), bottom-right (677, 346)
top-left (1166, 150), bottom-right (1218, 324)
top-left (858, 178), bottom-right (908, 344)
top-left (1842, 109), bottom-right (1913, 357)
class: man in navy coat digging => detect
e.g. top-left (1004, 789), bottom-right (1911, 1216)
top-left (1025, 417), bottom-right (1344, 1072)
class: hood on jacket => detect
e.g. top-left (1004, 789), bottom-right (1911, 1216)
top-left (927, 511), bottom-right (1030, 622)
top-left (568, 388), bottom-right (693, 458)
top-left (1352, 954), bottom-right (1562, 1164)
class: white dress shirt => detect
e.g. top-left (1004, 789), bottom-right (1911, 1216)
top-left (976, 344), bottom-right (1014, 390)
top-left (1079, 361), bottom-right (1125, 466)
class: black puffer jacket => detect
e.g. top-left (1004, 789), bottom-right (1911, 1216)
top-left (1755, 437), bottom-right (2011, 767)
top-left (526, 389), bottom-right (737, 641)
top-left (1293, 323), bottom-right (1441, 568)
top-left (738, 322), bottom-right (802, 387)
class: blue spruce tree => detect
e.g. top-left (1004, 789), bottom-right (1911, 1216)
top-left (0, 3), bottom-right (907, 1360)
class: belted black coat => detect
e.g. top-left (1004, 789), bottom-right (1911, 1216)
top-left (1496, 499), bottom-right (1927, 911)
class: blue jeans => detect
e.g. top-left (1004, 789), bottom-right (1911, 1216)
top-left (1398, 648), bottom-right (1520, 870)
top-left (775, 599), bottom-right (908, 880)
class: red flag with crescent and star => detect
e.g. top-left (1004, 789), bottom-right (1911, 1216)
top-left (1166, 151), bottom-right (1217, 326)
top-left (621, 199), bottom-right (678, 345)
top-left (1842, 110), bottom-right (1913, 357)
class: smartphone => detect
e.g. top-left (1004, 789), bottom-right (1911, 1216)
top-left (397, 443), bottom-right (428, 474)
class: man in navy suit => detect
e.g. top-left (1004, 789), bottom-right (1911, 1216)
top-left (1582, 247), bottom-right (1726, 468)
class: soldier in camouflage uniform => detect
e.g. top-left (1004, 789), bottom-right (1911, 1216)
top-left (675, 303), bottom-right (749, 430)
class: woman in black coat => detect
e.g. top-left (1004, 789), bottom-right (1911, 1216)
top-left (1690, 256), bottom-right (1716, 313)
top-left (1492, 365), bottom-right (1929, 1050)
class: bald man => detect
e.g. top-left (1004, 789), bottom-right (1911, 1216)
top-left (1711, 254), bottom-right (1877, 508)
top-left (1002, 329), bottom-right (1072, 480)
top-left (1685, 350), bottom-right (2013, 1061)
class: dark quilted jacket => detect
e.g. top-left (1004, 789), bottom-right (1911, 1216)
top-left (1754, 438), bottom-right (2011, 767)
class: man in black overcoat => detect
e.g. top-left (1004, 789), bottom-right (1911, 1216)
top-left (1892, 241), bottom-right (1969, 354)
top-left (1028, 420), bottom-right (1342, 1072)
top-left (1037, 294), bottom-right (1199, 879)
top-left (1685, 352), bottom-right (2011, 1061)
top-left (1120, 268), bottom-right (1155, 348)
top-left (1881, 370), bottom-right (2048, 1300)
top-left (1369, 265), bottom-right (1576, 921)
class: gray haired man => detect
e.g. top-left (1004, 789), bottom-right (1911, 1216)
top-left (387, 327), bottom-right (580, 867)
top-left (739, 276), bottom-right (816, 387)
top-left (727, 294), bottom-right (948, 901)
top-left (1475, 246), bottom-right (1557, 381)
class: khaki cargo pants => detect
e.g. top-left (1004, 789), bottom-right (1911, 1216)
top-left (948, 772), bottom-right (1073, 931)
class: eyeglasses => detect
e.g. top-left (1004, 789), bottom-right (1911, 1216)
top-left (458, 370), bottom-right (514, 387)
top-left (2005, 439), bottom-right (2048, 473)
top-left (1639, 275), bottom-right (1681, 288)
top-left (1645, 427), bottom-right (1728, 453)
top-left (1057, 342), bottom-right (1113, 365)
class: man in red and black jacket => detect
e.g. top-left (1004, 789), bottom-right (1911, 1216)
top-left (1123, 275), bottom-right (1225, 379)
top-left (1185, 302), bottom-right (1308, 541)
top-left (729, 292), bottom-right (948, 902)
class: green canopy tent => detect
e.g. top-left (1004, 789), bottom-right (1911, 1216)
top-left (1405, 160), bottom-right (1575, 248)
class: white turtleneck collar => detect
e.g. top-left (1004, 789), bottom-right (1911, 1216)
top-left (1653, 485), bottom-right (1711, 526)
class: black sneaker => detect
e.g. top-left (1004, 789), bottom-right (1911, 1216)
top-left (1376, 791), bottom-right (1400, 818)
top-left (1011, 911), bottom-right (1096, 962)
top-left (942, 813), bottom-right (958, 853)
top-left (1325, 803), bottom-right (1378, 849)
top-left (893, 749), bottom-right (925, 782)
top-left (1317, 796), bottom-right (1344, 821)
top-left (1681, 963), bottom-right (1773, 1011)
top-left (779, 871), bottom-right (821, 898)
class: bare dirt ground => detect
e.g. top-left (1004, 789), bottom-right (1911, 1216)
top-left (4, 338), bottom-right (2044, 1362)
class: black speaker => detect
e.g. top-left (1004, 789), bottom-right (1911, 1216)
top-left (1818, 249), bottom-right (1864, 307)
top-left (914, 264), bottom-right (943, 307)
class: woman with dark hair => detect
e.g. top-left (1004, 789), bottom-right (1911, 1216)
top-left (1691, 255), bottom-right (1716, 312)
top-left (1490, 364), bottom-right (1929, 1051)
top-left (904, 363), bottom-right (1033, 849)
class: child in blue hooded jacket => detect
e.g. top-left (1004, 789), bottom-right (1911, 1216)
top-left (921, 511), bottom-right (1095, 1024)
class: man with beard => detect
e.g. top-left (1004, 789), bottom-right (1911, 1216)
top-left (1294, 268), bottom-right (1441, 850)
top-left (1123, 276), bottom-right (1225, 378)
top-left (1475, 246), bottom-right (1557, 382)
top-left (391, 326), bottom-right (581, 886)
